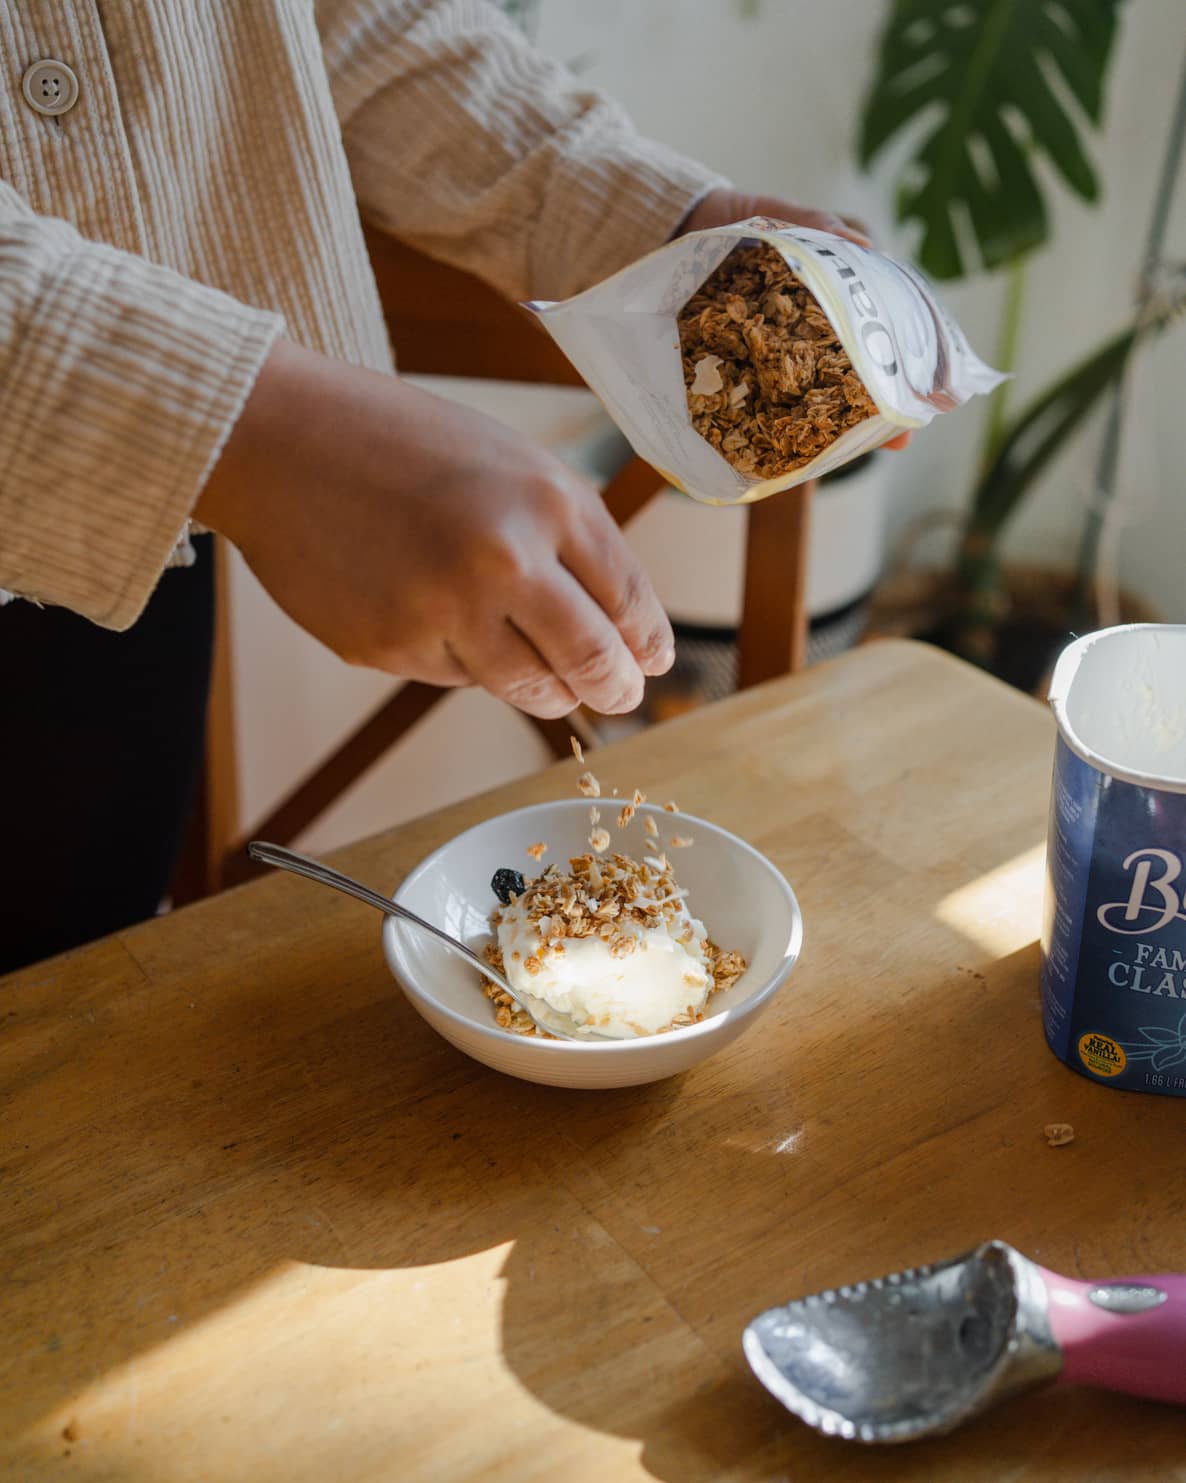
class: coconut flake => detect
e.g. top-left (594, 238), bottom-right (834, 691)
top-left (690, 354), bottom-right (725, 396)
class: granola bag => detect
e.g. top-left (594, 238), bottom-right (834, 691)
top-left (527, 218), bottom-right (1004, 505)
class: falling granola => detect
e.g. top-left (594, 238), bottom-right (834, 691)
top-left (481, 851), bottom-right (746, 1039)
top-left (678, 243), bottom-right (878, 480)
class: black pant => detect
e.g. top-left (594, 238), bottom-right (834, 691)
top-left (1, 536), bottom-right (215, 973)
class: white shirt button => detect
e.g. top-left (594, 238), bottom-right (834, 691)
top-left (22, 59), bottom-right (80, 118)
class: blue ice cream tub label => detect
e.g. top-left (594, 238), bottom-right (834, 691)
top-left (1042, 625), bottom-right (1186, 1096)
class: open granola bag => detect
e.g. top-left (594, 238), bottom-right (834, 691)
top-left (527, 217), bottom-right (1004, 505)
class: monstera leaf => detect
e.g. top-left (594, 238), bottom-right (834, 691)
top-left (860, 0), bottom-right (1124, 278)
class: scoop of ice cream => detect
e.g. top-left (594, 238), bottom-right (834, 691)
top-left (494, 852), bottom-right (712, 1038)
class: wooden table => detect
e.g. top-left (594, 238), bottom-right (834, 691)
top-left (2, 640), bottom-right (1183, 1481)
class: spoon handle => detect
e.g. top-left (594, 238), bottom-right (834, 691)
top-left (246, 841), bottom-right (492, 978)
top-left (247, 840), bottom-right (605, 1043)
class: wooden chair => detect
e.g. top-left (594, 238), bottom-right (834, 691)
top-left (173, 228), bottom-right (814, 902)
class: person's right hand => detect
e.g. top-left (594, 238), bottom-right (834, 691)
top-left (196, 340), bottom-right (674, 718)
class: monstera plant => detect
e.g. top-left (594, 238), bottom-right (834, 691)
top-left (861, 0), bottom-right (1121, 279)
top-left (860, 0), bottom-right (1186, 684)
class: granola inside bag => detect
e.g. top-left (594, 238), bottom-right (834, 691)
top-left (679, 242), bottom-right (879, 479)
top-left (527, 218), bottom-right (1003, 506)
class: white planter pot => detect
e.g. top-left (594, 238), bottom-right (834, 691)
top-left (626, 455), bottom-right (891, 629)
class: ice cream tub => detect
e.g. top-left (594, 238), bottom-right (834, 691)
top-left (1042, 625), bottom-right (1186, 1096)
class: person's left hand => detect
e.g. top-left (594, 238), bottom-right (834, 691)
top-left (678, 187), bottom-right (873, 248)
top-left (676, 188), bottom-right (912, 452)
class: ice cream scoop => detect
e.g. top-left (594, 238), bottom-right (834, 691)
top-left (743, 1239), bottom-right (1186, 1443)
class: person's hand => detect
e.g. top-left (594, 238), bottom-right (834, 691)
top-left (196, 340), bottom-right (674, 718)
top-left (676, 187), bottom-right (912, 452)
top-left (678, 186), bottom-right (873, 249)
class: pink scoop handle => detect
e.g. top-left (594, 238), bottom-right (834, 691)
top-left (1040, 1268), bottom-right (1186, 1405)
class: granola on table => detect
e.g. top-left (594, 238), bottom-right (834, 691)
top-left (678, 242), bottom-right (877, 479)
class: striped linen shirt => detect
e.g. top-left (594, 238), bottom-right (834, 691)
top-left (0, 0), bottom-right (721, 628)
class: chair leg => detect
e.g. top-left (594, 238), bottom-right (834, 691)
top-left (172, 537), bottom-right (240, 906)
top-left (602, 455), bottom-right (667, 527)
top-left (221, 680), bottom-right (450, 886)
top-left (737, 481), bottom-right (814, 689)
top-left (526, 713), bottom-right (583, 760)
top-left (171, 763), bottom-right (217, 908)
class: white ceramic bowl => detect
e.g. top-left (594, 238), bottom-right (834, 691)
top-left (382, 800), bottom-right (802, 1088)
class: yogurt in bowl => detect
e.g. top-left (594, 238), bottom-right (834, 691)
top-left (382, 799), bottom-right (802, 1089)
top-left (486, 846), bottom-right (746, 1039)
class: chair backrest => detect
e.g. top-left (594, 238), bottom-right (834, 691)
top-left (364, 225), bottom-right (584, 385)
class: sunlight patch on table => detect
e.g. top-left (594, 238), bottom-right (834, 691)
top-left (25, 1247), bottom-right (639, 1483)
top-left (934, 843), bottom-right (1046, 956)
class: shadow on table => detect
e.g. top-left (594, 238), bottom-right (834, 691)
top-left (6, 931), bottom-right (1183, 1482)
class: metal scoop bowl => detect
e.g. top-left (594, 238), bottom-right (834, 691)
top-left (743, 1239), bottom-right (1186, 1444)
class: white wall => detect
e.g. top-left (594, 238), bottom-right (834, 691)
top-left (229, 0), bottom-right (1186, 858)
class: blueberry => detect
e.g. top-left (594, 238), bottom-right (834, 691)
top-left (491, 867), bottom-right (526, 905)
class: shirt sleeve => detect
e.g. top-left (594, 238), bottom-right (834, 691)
top-left (316, 0), bottom-right (728, 303)
top-left (0, 180), bottom-right (283, 630)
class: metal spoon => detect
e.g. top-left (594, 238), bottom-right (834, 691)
top-left (246, 841), bottom-right (618, 1043)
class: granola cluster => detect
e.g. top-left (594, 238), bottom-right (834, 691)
top-left (576, 768), bottom-right (687, 857)
top-left (678, 243), bottom-right (877, 479)
top-left (482, 850), bottom-right (746, 1038)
